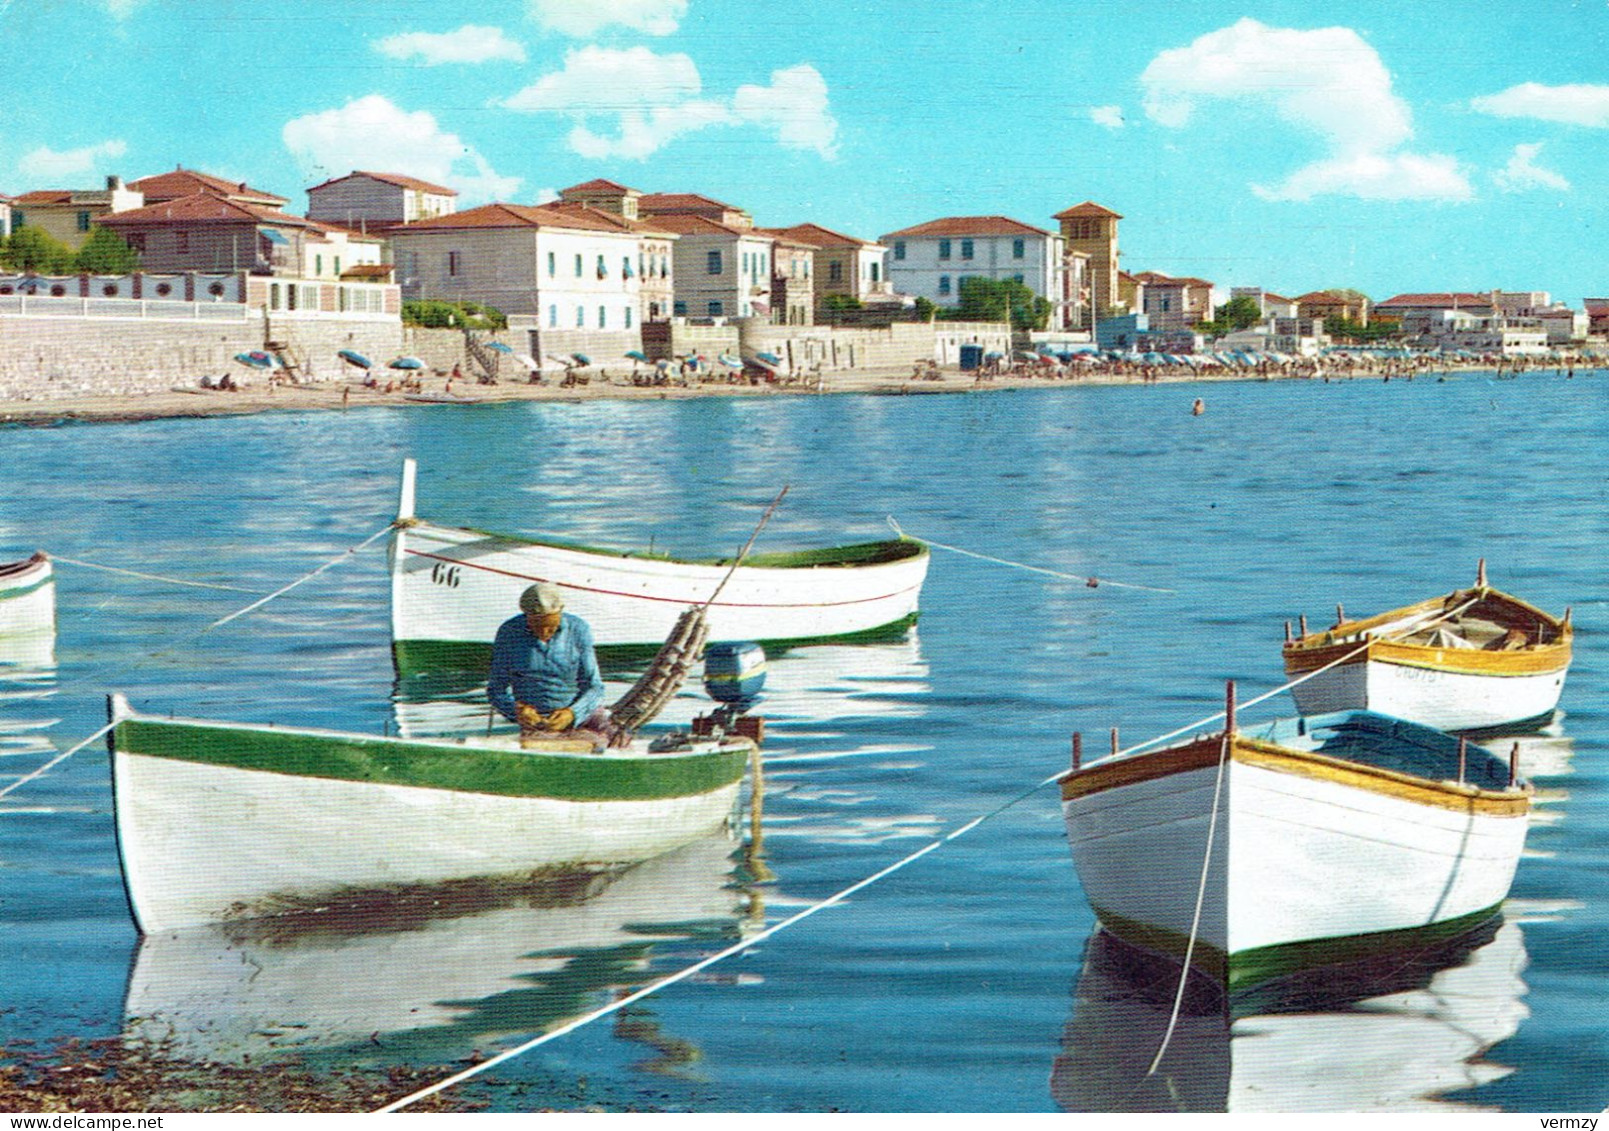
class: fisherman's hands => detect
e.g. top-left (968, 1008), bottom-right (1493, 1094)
top-left (517, 704), bottom-right (544, 730)
top-left (518, 704), bottom-right (575, 732)
top-left (545, 707), bottom-right (575, 732)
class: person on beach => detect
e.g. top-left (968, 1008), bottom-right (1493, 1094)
top-left (488, 582), bottom-right (606, 746)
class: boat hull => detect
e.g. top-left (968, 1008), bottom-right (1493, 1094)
top-left (390, 519), bottom-right (928, 667)
top-left (109, 708), bottom-right (751, 933)
top-left (0, 553), bottom-right (54, 637)
top-left (1062, 720), bottom-right (1529, 988)
top-left (1288, 654), bottom-right (1567, 732)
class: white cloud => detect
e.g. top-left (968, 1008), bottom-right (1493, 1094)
top-left (18, 139), bottom-right (128, 180)
top-left (1471, 82), bottom-right (1609, 128)
top-left (533, 187), bottom-right (561, 204)
top-left (1090, 105), bottom-right (1124, 130)
top-left (527, 0), bottom-right (685, 37)
top-left (1141, 18), bottom-right (1471, 202)
top-left (501, 47), bottom-right (841, 161)
top-left (732, 65), bottom-right (838, 158)
top-left (282, 95), bottom-right (520, 205)
top-left (1493, 142), bottom-right (1570, 193)
top-left (1254, 152), bottom-right (1474, 203)
top-left (104, 0), bottom-right (140, 19)
top-left (374, 25), bottom-right (526, 65)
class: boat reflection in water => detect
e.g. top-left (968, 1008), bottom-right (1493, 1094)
top-left (123, 832), bottom-right (765, 1066)
top-left (0, 628), bottom-right (58, 766)
top-left (1050, 916), bottom-right (1530, 1112)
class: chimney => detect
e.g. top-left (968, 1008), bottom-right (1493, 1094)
top-left (107, 175), bottom-right (124, 191)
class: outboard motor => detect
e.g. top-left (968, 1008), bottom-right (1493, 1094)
top-left (694, 641), bottom-right (767, 743)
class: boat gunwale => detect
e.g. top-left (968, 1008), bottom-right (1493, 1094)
top-left (1282, 586), bottom-right (1572, 676)
top-left (403, 517), bottom-right (929, 571)
top-left (1059, 726), bottom-right (1529, 816)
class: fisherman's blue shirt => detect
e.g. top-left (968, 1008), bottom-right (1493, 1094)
top-left (487, 612), bottom-right (605, 723)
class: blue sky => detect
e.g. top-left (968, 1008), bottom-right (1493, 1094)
top-left (5, 0), bottom-right (1609, 304)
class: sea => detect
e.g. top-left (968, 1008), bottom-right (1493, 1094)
top-left (0, 372), bottom-right (1604, 1114)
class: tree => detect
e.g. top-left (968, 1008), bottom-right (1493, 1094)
top-left (912, 296), bottom-right (936, 322)
top-left (74, 226), bottom-right (140, 274)
top-left (821, 293), bottom-right (862, 312)
top-left (0, 226), bottom-right (77, 274)
top-left (1197, 295), bottom-right (1264, 337)
top-left (947, 276), bottom-right (1051, 331)
top-left (402, 299), bottom-right (506, 330)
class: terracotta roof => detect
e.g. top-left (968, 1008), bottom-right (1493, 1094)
top-left (1375, 292), bottom-right (1493, 309)
top-left (762, 222), bottom-right (880, 249)
top-left (98, 191), bottom-right (313, 229)
top-left (649, 214), bottom-right (765, 238)
top-left (1053, 201), bottom-right (1123, 220)
top-left (390, 201), bottom-right (640, 236)
top-left (1133, 271), bottom-right (1214, 289)
top-left (1293, 290), bottom-right (1356, 304)
top-left (751, 227), bottom-right (818, 250)
top-left (562, 178), bottom-right (639, 195)
top-left (880, 215), bottom-right (1052, 239)
top-left (12, 190), bottom-right (76, 206)
top-left (638, 192), bottom-right (740, 213)
top-left (532, 201), bottom-right (677, 239)
top-left (340, 263), bottom-right (395, 279)
top-left (307, 171), bottom-right (457, 196)
top-left (1263, 292), bottom-right (1294, 304)
top-left (130, 168), bottom-right (288, 206)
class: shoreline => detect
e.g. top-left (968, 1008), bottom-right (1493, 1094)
top-left (0, 359), bottom-right (1570, 427)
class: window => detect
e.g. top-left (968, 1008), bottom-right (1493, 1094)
top-left (77, 211), bottom-right (92, 232)
top-left (315, 254), bottom-right (323, 276)
top-left (1013, 238), bottom-right (1025, 259)
top-left (623, 255), bottom-right (633, 278)
top-left (599, 305), bottom-right (607, 327)
top-left (1013, 274), bottom-right (1024, 285)
top-left (870, 263), bottom-right (880, 283)
top-left (674, 300), bottom-right (687, 316)
top-left (828, 262), bottom-right (843, 283)
top-left (625, 306), bottom-right (633, 328)
top-left (894, 241), bottom-right (906, 260)
top-left (938, 239), bottom-right (951, 259)
top-left (575, 254), bottom-right (583, 277)
top-left (938, 275), bottom-right (951, 296)
top-left (176, 230), bottom-right (190, 256)
top-left (10, 210), bottom-right (23, 228)
top-left (708, 300), bottom-right (723, 317)
top-left (961, 239), bottom-right (974, 260)
top-left (447, 250), bottom-right (462, 276)
top-left (707, 250), bottom-right (723, 275)
top-left (334, 256), bottom-right (341, 275)
top-left (741, 251), bottom-right (749, 277)
top-left (547, 251), bottom-right (556, 277)
top-left (576, 305), bottom-right (585, 327)
top-left (597, 254), bottom-right (607, 278)
top-left (549, 304), bottom-right (558, 327)
top-left (127, 232), bottom-right (145, 253)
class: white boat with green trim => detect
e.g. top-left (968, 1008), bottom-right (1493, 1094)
top-left (1060, 691), bottom-right (1531, 992)
top-left (0, 551), bottom-right (54, 637)
top-left (389, 459), bottom-right (929, 670)
top-left (107, 694), bottom-right (756, 933)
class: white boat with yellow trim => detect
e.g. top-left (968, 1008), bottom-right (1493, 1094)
top-left (1282, 561), bottom-right (1571, 732)
top-left (389, 459), bottom-right (929, 670)
top-left (106, 694), bottom-right (756, 934)
top-left (0, 551), bottom-right (54, 637)
top-left (1060, 693), bottom-right (1531, 991)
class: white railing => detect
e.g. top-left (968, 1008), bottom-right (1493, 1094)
top-left (0, 294), bottom-right (253, 322)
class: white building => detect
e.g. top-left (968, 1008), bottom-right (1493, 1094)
top-left (300, 222), bottom-right (387, 281)
top-left (306, 171), bottom-right (457, 231)
top-left (880, 216), bottom-right (1069, 328)
top-left (652, 214), bottom-right (775, 321)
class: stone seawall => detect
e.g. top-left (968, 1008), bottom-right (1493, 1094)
top-left (0, 312), bottom-right (405, 400)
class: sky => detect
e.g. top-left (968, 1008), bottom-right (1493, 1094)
top-left (4, 0), bottom-right (1609, 305)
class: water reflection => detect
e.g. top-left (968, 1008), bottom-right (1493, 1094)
top-left (123, 832), bottom-right (764, 1066)
top-left (1050, 917), bottom-right (1529, 1112)
top-left (0, 630), bottom-right (58, 775)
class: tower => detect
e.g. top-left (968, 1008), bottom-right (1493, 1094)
top-left (1054, 202), bottom-right (1122, 321)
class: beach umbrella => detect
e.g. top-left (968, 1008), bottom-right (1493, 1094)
top-left (388, 356), bottom-right (425, 370)
top-left (718, 353), bottom-right (743, 369)
top-left (756, 352), bottom-right (783, 366)
top-left (486, 341), bottom-right (514, 354)
top-left (570, 352), bottom-right (592, 366)
top-left (624, 349), bottom-right (648, 362)
top-left (234, 352), bottom-right (272, 369)
top-left (337, 349), bottom-right (372, 370)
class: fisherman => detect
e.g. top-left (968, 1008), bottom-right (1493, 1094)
top-left (488, 582), bottom-right (606, 745)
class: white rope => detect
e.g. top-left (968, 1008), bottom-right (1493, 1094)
top-left (195, 524), bottom-right (393, 635)
top-left (50, 555), bottom-right (265, 594)
top-left (886, 517), bottom-right (1173, 593)
top-left (0, 722), bottom-right (114, 801)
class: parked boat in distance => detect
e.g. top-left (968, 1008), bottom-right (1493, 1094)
top-left (1282, 560), bottom-right (1571, 732)
top-left (0, 551), bottom-right (54, 637)
top-left (106, 693), bottom-right (756, 933)
top-left (389, 459), bottom-right (929, 670)
top-left (1060, 685), bottom-right (1531, 993)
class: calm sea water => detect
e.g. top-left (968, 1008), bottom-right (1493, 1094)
top-left (0, 374), bottom-right (1605, 1113)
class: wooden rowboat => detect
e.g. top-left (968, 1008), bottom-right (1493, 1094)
top-left (0, 551), bottom-right (54, 637)
top-left (389, 459), bottom-right (929, 670)
top-left (107, 694), bottom-right (755, 933)
top-left (1282, 561), bottom-right (1571, 732)
top-left (1060, 688), bottom-right (1530, 992)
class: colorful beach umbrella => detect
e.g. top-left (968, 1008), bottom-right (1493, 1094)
top-left (388, 356), bottom-right (425, 370)
top-left (485, 341), bottom-right (514, 353)
top-left (337, 349), bottom-right (372, 369)
top-left (234, 352), bottom-right (272, 369)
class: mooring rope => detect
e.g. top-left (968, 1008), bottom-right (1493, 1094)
top-left (0, 722), bottom-right (115, 802)
top-left (2, 523), bottom-right (395, 796)
top-left (49, 555), bottom-right (266, 594)
top-left (886, 517), bottom-right (1174, 593)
